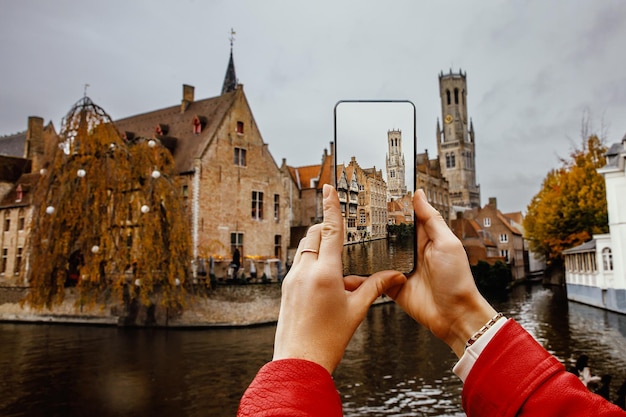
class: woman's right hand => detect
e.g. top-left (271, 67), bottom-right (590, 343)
top-left (386, 190), bottom-right (497, 358)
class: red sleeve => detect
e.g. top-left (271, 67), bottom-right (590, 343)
top-left (462, 319), bottom-right (625, 417)
top-left (238, 359), bottom-right (343, 417)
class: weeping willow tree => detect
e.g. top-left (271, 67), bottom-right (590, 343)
top-left (26, 97), bottom-right (192, 310)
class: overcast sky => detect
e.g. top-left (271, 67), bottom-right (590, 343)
top-left (1, 1), bottom-right (625, 213)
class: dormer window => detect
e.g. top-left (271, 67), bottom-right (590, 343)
top-left (193, 116), bottom-right (202, 134)
top-left (192, 116), bottom-right (207, 135)
top-left (15, 184), bottom-right (23, 203)
top-left (236, 121), bottom-right (244, 134)
top-left (155, 124), bottom-right (169, 136)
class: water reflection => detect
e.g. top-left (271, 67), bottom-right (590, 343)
top-left (342, 238), bottom-right (415, 276)
top-left (1, 284), bottom-right (626, 416)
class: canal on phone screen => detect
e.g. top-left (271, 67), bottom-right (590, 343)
top-left (2, 262), bottom-right (626, 416)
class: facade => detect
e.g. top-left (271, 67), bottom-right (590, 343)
top-left (564, 137), bottom-right (626, 314)
top-left (472, 198), bottom-right (525, 280)
top-left (115, 83), bottom-right (291, 278)
top-left (387, 195), bottom-right (413, 225)
top-left (450, 214), bottom-right (500, 265)
top-left (385, 129), bottom-right (407, 202)
top-left (416, 149), bottom-right (451, 225)
top-left (347, 157), bottom-right (387, 241)
top-left (437, 70), bottom-right (480, 208)
top-left (0, 117), bottom-right (57, 284)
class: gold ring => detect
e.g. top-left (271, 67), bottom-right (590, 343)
top-left (300, 249), bottom-right (319, 255)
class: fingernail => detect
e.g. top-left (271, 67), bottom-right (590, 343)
top-left (323, 184), bottom-right (331, 199)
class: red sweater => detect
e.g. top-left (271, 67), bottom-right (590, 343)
top-left (238, 320), bottom-right (625, 416)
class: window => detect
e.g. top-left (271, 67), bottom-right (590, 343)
top-left (252, 191), bottom-right (263, 220)
top-left (234, 147), bottom-right (247, 167)
top-left (483, 218), bottom-right (491, 227)
top-left (236, 121), bottom-right (244, 134)
top-left (499, 233), bottom-right (508, 243)
top-left (359, 210), bottom-right (366, 225)
top-left (1, 248), bottom-right (7, 274)
top-left (231, 232), bottom-right (243, 255)
top-left (18, 209), bottom-right (25, 231)
top-left (446, 89), bottom-right (451, 105)
top-left (274, 194), bottom-right (280, 221)
top-left (4, 218), bottom-right (9, 232)
top-left (446, 152), bottom-right (456, 169)
top-left (182, 185), bottom-right (189, 198)
top-left (500, 249), bottom-right (509, 262)
top-left (274, 235), bottom-right (282, 258)
top-left (14, 248), bottom-right (22, 274)
top-left (390, 170), bottom-right (395, 178)
top-left (348, 218), bottom-right (356, 228)
top-left (602, 248), bottom-right (613, 271)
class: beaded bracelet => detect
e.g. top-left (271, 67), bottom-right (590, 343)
top-left (465, 312), bottom-right (504, 350)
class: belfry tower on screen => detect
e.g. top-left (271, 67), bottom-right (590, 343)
top-left (386, 129), bottom-right (407, 201)
top-left (436, 69), bottom-right (481, 208)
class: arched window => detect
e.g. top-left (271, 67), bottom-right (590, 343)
top-left (602, 248), bottom-right (613, 271)
top-left (454, 88), bottom-right (459, 104)
top-left (446, 90), bottom-right (451, 105)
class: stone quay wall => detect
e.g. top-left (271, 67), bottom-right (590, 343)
top-left (0, 284), bottom-right (282, 327)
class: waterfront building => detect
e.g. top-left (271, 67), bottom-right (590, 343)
top-left (471, 198), bottom-right (525, 280)
top-left (0, 117), bottom-right (58, 284)
top-left (347, 157), bottom-right (387, 241)
top-left (387, 195), bottom-right (413, 225)
top-left (437, 69), bottom-right (480, 208)
top-left (0, 48), bottom-right (292, 282)
top-left (450, 213), bottom-right (501, 266)
top-left (416, 149), bottom-right (451, 225)
top-left (564, 136), bottom-right (626, 314)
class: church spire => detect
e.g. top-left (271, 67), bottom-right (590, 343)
top-left (221, 28), bottom-right (238, 95)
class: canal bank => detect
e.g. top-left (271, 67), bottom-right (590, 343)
top-left (0, 284), bottom-right (282, 327)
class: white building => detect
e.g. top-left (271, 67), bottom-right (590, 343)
top-left (563, 137), bottom-right (626, 314)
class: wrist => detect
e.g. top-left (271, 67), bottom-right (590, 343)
top-left (447, 300), bottom-right (498, 358)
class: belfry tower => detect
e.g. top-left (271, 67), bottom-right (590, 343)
top-left (436, 69), bottom-right (480, 208)
top-left (386, 129), bottom-right (407, 201)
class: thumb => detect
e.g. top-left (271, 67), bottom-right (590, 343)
top-left (348, 270), bottom-right (406, 313)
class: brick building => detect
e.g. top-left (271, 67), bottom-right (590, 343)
top-left (0, 49), bottom-right (292, 282)
top-left (416, 149), bottom-right (451, 225)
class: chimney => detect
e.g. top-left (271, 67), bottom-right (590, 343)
top-left (488, 197), bottom-right (497, 210)
top-left (25, 116), bottom-right (44, 171)
top-left (181, 84), bottom-right (195, 113)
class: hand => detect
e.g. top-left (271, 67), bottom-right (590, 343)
top-left (387, 190), bottom-right (497, 358)
top-left (273, 184), bottom-right (406, 374)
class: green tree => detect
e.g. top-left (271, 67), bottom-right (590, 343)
top-left (26, 97), bottom-right (192, 310)
top-left (524, 134), bottom-right (609, 263)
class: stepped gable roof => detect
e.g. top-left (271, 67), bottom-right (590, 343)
top-left (0, 155), bottom-right (31, 183)
top-left (0, 172), bottom-right (39, 208)
top-left (114, 90), bottom-right (238, 174)
top-left (0, 131), bottom-right (26, 157)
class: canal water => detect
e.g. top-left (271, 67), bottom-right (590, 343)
top-left (2, 284), bottom-right (626, 416)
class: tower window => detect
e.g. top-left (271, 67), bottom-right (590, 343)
top-left (446, 90), bottom-right (451, 105)
top-left (454, 88), bottom-right (459, 104)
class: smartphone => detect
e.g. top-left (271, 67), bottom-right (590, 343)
top-left (333, 100), bottom-right (416, 276)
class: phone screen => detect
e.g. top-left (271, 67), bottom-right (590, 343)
top-left (333, 100), bottom-right (416, 276)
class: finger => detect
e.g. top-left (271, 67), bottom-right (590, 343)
top-left (292, 237), bottom-right (308, 265)
top-left (344, 275), bottom-right (366, 292)
top-left (348, 270), bottom-right (406, 313)
top-left (301, 224), bottom-right (322, 259)
top-left (318, 184), bottom-right (344, 267)
top-left (413, 190), bottom-right (453, 251)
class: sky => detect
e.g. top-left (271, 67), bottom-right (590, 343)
top-left (1, 0), bottom-right (625, 214)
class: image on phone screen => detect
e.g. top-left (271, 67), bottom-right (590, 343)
top-left (333, 100), bottom-right (416, 277)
